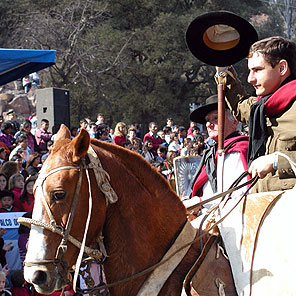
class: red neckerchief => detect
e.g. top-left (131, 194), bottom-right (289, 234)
top-left (257, 79), bottom-right (296, 116)
top-left (191, 135), bottom-right (249, 198)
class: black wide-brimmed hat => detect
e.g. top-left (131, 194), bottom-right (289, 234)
top-left (190, 95), bottom-right (228, 124)
top-left (186, 11), bottom-right (258, 66)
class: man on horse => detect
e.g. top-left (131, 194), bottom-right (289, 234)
top-left (183, 94), bottom-right (249, 219)
top-left (216, 36), bottom-right (296, 192)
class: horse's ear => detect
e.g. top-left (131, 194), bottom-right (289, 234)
top-left (55, 124), bottom-right (71, 141)
top-left (70, 128), bottom-right (90, 162)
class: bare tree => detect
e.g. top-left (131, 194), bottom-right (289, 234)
top-left (269, 0), bottom-right (296, 39)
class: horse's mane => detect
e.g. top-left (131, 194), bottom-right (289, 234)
top-left (91, 139), bottom-right (184, 208)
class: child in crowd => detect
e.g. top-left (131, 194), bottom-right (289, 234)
top-left (0, 149), bottom-right (6, 165)
top-left (168, 132), bottom-right (181, 154)
top-left (8, 174), bottom-right (24, 210)
top-left (155, 146), bottom-right (167, 162)
top-left (161, 150), bottom-right (178, 190)
top-left (141, 139), bottom-right (155, 163)
top-left (0, 271), bottom-right (11, 296)
top-left (18, 213), bottom-right (31, 269)
top-left (19, 176), bottom-right (37, 212)
top-left (0, 191), bottom-right (20, 212)
top-left (10, 269), bottom-right (31, 296)
top-left (0, 174), bottom-right (7, 191)
top-left (180, 138), bottom-right (193, 156)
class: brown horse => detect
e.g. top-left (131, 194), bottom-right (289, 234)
top-left (22, 125), bottom-right (213, 295)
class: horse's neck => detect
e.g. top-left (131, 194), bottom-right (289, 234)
top-left (103, 189), bottom-right (187, 291)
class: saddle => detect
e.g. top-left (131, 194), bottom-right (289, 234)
top-left (184, 234), bottom-right (237, 296)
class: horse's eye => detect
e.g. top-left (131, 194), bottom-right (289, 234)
top-left (51, 191), bottom-right (66, 201)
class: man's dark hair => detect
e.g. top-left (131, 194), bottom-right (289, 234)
top-left (163, 126), bottom-right (171, 134)
top-left (1, 122), bottom-right (12, 132)
top-left (41, 119), bottom-right (49, 124)
top-left (0, 190), bottom-right (14, 200)
top-left (149, 122), bottom-right (157, 128)
top-left (249, 36), bottom-right (296, 76)
top-left (15, 134), bottom-right (28, 144)
top-left (21, 119), bottom-right (32, 130)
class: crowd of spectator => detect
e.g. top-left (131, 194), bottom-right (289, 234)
top-left (0, 109), bottom-right (215, 295)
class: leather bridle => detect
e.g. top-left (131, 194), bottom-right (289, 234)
top-left (18, 146), bottom-right (118, 287)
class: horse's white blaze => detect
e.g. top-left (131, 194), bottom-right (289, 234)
top-left (24, 166), bottom-right (48, 283)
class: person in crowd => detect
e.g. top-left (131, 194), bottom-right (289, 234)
top-left (9, 135), bottom-right (31, 162)
top-left (187, 126), bottom-right (201, 141)
top-left (155, 146), bottom-right (167, 162)
top-left (0, 123), bottom-right (15, 151)
top-left (0, 271), bottom-right (11, 296)
top-left (9, 155), bottom-right (26, 178)
top-left (127, 127), bottom-right (142, 146)
top-left (143, 122), bottom-right (162, 156)
top-left (77, 119), bottom-right (88, 134)
top-left (0, 174), bottom-right (7, 192)
top-left (0, 149), bottom-right (6, 165)
top-left (183, 95), bottom-right (249, 214)
top-left (168, 132), bottom-right (181, 154)
top-left (8, 174), bottom-right (24, 210)
top-left (10, 269), bottom-right (32, 296)
top-left (70, 127), bottom-right (78, 139)
top-left (162, 126), bottom-right (172, 145)
top-left (161, 149), bottom-right (178, 190)
top-left (41, 141), bottom-right (53, 163)
top-left (88, 122), bottom-right (97, 139)
top-left (131, 138), bottom-right (142, 154)
top-left (187, 121), bottom-right (199, 138)
top-left (19, 175), bottom-right (37, 212)
top-left (0, 190), bottom-right (20, 213)
top-left (14, 120), bottom-right (38, 153)
top-left (216, 36), bottom-right (296, 192)
top-left (95, 113), bottom-right (105, 126)
top-left (25, 152), bottom-right (41, 176)
top-left (141, 139), bottom-right (155, 164)
top-left (165, 118), bottom-right (175, 131)
top-left (122, 141), bottom-right (133, 150)
top-left (151, 161), bottom-right (167, 179)
top-left (18, 212), bottom-right (31, 270)
top-left (22, 76), bottom-right (31, 94)
top-left (180, 138), bottom-right (193, 157)
top-left (0, 228), bottom-right (12, 272)
top-left (113, 122), bottom-right (127, 146)
top-left (177, 126), bottom-right (187, 147)
top-left (29, 72), bottom-right (39, 86)
top-left (96, 129), bottom-right (110, 142)
top-left (192, 134), bottom-right (207, 156)
top-left (35, 119), bottom-right (52, 154)
top-left (0, 162), bottom-right (19, 182)
top-left (4, 110), bottom-right (20, 136)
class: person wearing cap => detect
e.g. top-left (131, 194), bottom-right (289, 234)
top-left (183, 94), bottom-right (249, 212)
top-left (4, 110), bottom-right (20, 136)
top-left (215, 36), bottom-right (296, 192)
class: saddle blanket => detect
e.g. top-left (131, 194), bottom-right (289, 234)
top-left (219, 186), bottom-right (296, 296)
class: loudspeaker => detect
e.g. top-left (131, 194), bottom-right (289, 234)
top-left (36, 87), bottom-right (70, 134)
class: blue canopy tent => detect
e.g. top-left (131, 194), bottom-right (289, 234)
top-left (0, 48), bottom-right (56, 86)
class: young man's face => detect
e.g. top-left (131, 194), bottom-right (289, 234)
top-left (1, 196), bottom-right (13, 209)
top-left (247, 52), bottom-right (284, 96)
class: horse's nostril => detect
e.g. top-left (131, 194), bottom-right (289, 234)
top-left (32, 270), bottom-right (47, 285)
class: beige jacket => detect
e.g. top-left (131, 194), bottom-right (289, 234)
top-left (222, 70), bottom-right (296, 193)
